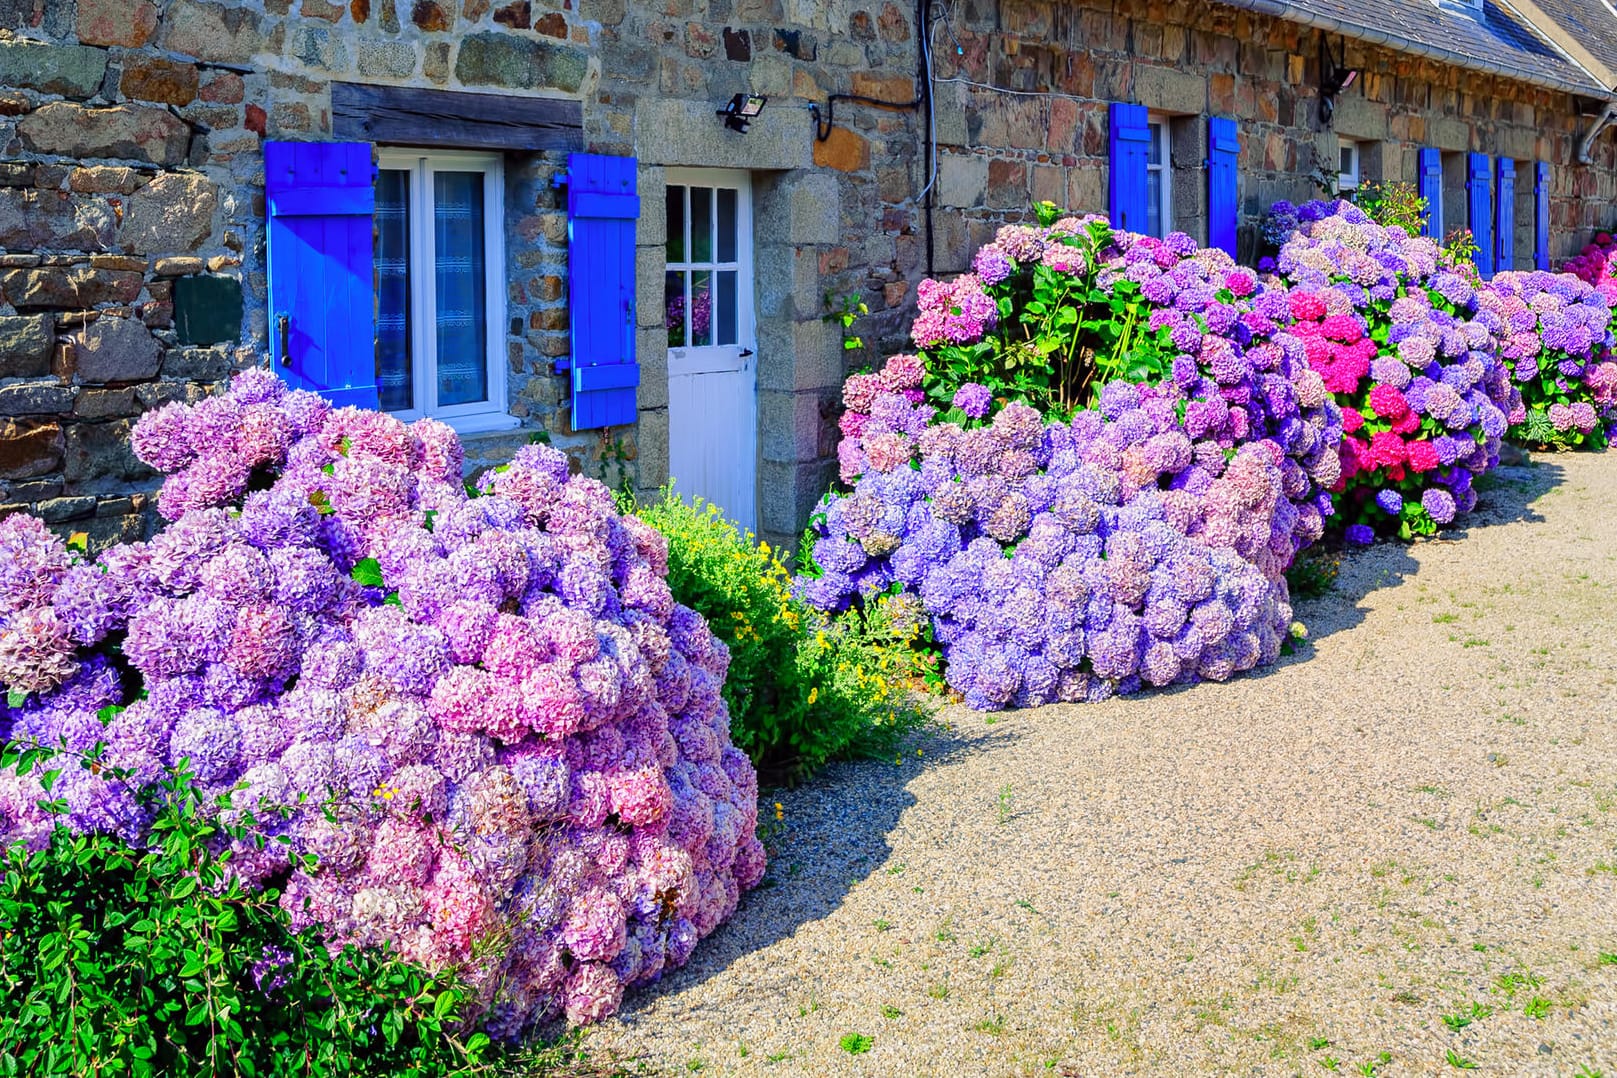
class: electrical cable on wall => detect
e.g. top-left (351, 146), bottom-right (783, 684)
top-left (804, 0), bottom-right (952, 274)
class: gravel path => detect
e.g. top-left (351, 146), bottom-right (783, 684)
top-left (590, 454), bottom-right (1617, 1077)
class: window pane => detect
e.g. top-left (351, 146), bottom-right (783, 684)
top-left (433, 171), bottom-right (488, 407)
top-left (716, 269), bottom-right (737, 346)
top-left (717, 187), bottom-right (738, 262)
top-left (1146, 169), bottom-right (1163, 238)
top-left (666, 185), bottom-right (685, 263)
top-left (691, 186), bottom-right (713, 263)
top-left (665, 271), bottom-right (687, 347)
top-left (376, 169), bottom-right (412, 412)
top-left (691, 270), bottom-right (712, 346)
top-left (1147, 123), bottom-right (1164, 167)
top-left (1340, 146), bottom-right (1354, 174)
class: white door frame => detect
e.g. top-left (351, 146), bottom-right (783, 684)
top-left (665, 168), bottom-right (758, 530)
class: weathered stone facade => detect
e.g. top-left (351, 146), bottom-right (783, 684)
top-left (925, 0), bottom-right (1617, 271)
top-left (1, 0), bottom-right (1614, 552)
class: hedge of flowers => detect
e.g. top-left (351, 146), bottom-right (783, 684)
top-left (1475, 270), bottom-right (1617, 448)
top-left (799, 216), bottom-right (1343, 709)
top-left (0, 370), bottom-right (765, 1034)
top-left (803, 201), bottom-right (1617, 710)
top-left (1271, 200), bottom-right (1522, 538)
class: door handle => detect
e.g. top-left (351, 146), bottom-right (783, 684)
top-left (277, 314), bottom-right (291, 367)
top-left (738, 348), bottom-right (754, 357)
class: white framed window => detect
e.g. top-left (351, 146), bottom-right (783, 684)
top-left (1338, 139), bottom-right (1361, 192)
top-left (375, 148), bottom-right (513, 432)
top-left (1146, 114), bottom-right (1172, 238)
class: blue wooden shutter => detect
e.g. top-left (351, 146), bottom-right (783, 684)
top-left (264, 141), bottom-right (379, 409)
top-left (1207, 117), bottom-right (1239, 257)
top-left (1418, 148), bottom-right (1444, 239)
top-left (1467, 152), bottom-right (1493, 277)
top-left (1494, 158), bottom-right (1515, 273)
top-left (1108, 103), bottom-right (1150, 233)
top-left (563, 153), bottom-right (640, 430)
top-left (1534, 161), bottom-right (1551, 270)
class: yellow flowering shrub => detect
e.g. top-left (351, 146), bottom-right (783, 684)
top-left (636, 491), bottom-right (930, 780)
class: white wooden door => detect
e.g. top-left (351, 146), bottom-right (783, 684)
top-left (666, 170), bottom-right (757, 531)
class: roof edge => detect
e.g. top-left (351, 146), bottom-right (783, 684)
top-left (1495, 0), bottom-right (1617, 90)
top-left (1217, 0), bottom-right (1615, 98)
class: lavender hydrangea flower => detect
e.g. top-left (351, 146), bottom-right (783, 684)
top-left (0, 370), bottom-right (764, 1037)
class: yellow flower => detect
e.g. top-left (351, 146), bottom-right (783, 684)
top-left (807, 687), bottom-right (819, 705)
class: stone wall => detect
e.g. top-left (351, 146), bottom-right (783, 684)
top-left (3, 0), bottom-right (1617, 553)
top-left (0, 16), bottom-right (257, 549)
top-left (925, 0), bottom-right (1617, 271)
top-left (0, 0), bottom-right (927, 552)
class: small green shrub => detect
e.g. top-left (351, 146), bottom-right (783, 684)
top-left (1350, 180), bottom-right (1427, 234)
top-left (636, 491), bottom-right (930, 780)
top-left (0, 746), bottom-right (492, 1078)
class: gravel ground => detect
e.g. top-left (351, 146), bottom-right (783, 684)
top-left (588, 455), bottom-right (1617, 1077)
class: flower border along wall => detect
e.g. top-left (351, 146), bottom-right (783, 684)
top-left (799, 214), bottom-right (1344, 711)
top-left (1271, 200), bottom-right (1523, 539)
top-left (0, 370), bottom-right (765, 1033)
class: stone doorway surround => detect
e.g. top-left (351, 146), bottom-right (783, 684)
top-left (630, 98), bottom-right (842, 551)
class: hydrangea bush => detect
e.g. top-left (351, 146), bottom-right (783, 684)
top-left (1271, 200), bottom-right (1522, 539)
top-left (1564, 231), bottom-right (1617, 303)
top-left (801, 213), bottom-right (1343, 710)
top-left (1476, 270), bottom-right (1617, 449)
top-left (837, 213), bottom-right (1344, 556)
top-left (0, 370), bottom-right (765, 1034)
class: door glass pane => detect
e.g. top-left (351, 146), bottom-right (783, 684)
top-left (666, 185), bottom-right (685, 263)
top-left (432, 171), bottom-right (488, 407)
top-left (690, 270), bottom-right (712, 346)
top-left (716, 269), bottom-right (737, 346)
top-left (375, 169), bottom-right (412, 412)
top-left (1147, 123), bottom-right (1164, 166)
top-left (665, 271), bottom-right (687, 347)
top-left (691, 186), bottom-right (713, 263)
top-left (1146, 169), bottom-right (1163, 238)
top-left (717, 187), bottom-right (738, 263)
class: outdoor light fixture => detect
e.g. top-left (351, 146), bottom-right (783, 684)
top-left (718, 93), bottom-right (767, 133)
top-left (1318, 34), bottom-right (1360, 125)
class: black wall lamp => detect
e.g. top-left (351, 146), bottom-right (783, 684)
top-left (1319, 35), bottom-right (1360, 125)
top-left (718, 93), bottom-right (767, 132)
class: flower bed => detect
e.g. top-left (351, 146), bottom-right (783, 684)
top-left (0, 370), bottom-right (764, 1033)
top-left (1271, 200), bottom-right (1521, 538)
top-left (1476, 270), bottom-right (1617, 449)
top-left (800, 216), bottom-right (1341, 709)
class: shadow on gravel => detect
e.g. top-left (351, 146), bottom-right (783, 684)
top-left (607, 719), bottom-right (996, 1020)
top-left (1283, 459), bottom-right (1564, 650)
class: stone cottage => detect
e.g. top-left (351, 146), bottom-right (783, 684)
top-left (0, 0), bottom-right (1615, 551)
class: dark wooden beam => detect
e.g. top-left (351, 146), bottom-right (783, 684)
top-left (331, 82), bottom-right (584, 152)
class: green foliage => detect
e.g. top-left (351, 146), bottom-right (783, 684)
top-left (1440, 228), bottom-right (1482, 278)
top-left (1284, 547), bottom-right (1341, 600)
top-left (636, 490), bottom-right (930, 780)
top-left (838, 1034), bottom-right (873, 1055)
top-left (825, 293), bottom-right (869, 352)
top-left (1350, 181), bottom-right (1427, 235)
top-left (0, 747), bottom-right (492, 1078)
top-left (921, 218), bottom-right (1183, 418)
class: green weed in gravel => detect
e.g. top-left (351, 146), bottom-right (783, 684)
top-left (839, 1033), bottom-right (873, 1054)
